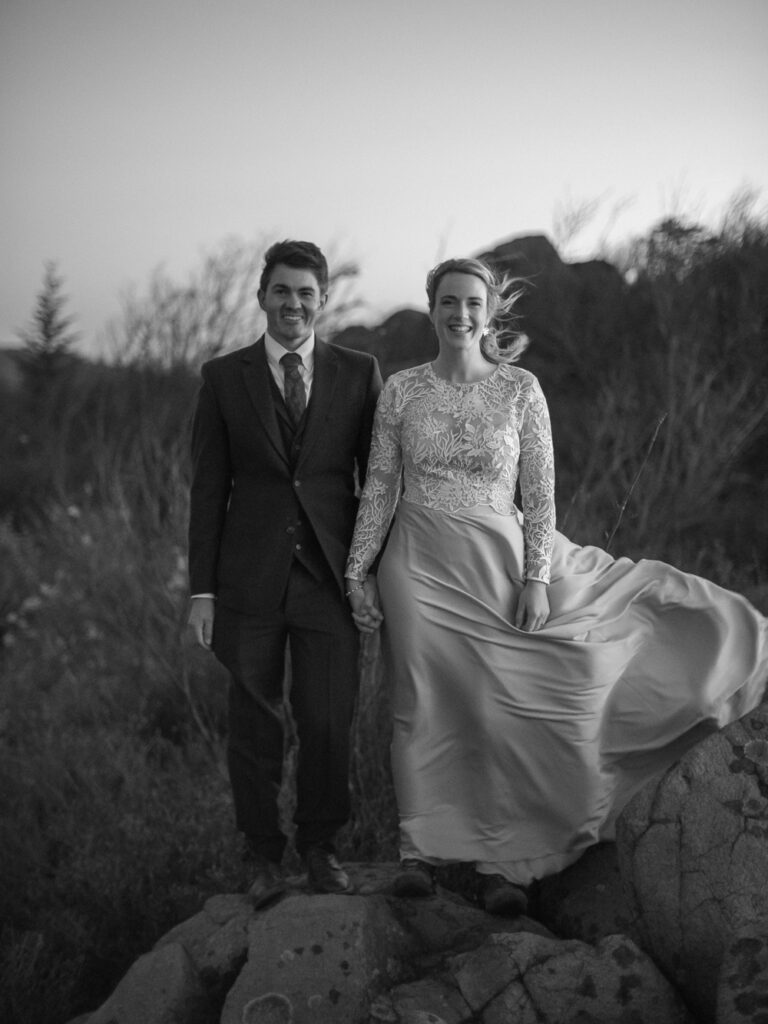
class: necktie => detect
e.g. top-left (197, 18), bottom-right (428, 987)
top-left (280, 352), bottom-right (306, 426)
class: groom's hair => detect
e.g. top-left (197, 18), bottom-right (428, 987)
top-left (260, 240), bottom-right (329, 293)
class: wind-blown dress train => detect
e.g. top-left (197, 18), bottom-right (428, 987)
top-left (346, 362), bottom-right (768, 885)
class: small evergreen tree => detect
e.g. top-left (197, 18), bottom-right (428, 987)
top-left (18, 261), bottom-right (79, 389)
top-left (7, 263), bottom-right (82, 521)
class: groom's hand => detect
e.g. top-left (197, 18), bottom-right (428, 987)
top-left (188, 596), bottom-right (215, 650)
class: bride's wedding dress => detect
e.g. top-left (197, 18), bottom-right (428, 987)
top-left (347, 362), bottom-right (768, 884)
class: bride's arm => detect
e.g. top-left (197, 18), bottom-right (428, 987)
top-left (345, 379), bottom-right (403, 629)
top-left (517, 375), bottom-right (556, 629)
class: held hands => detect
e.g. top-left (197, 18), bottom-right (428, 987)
top-left (515, 580), bottom-right (550, 632)
top-left (346, 576), bottom-right (384, 634)
top-left (188, 596), bottom-right (215, 650)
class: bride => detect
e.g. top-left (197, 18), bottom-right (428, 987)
top-left (344, 257), bottom-right (768, 917)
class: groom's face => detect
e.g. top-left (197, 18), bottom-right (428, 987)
top-left (258, 264), bottom-right (327, 350)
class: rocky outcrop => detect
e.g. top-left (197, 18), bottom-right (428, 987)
top-left (78, 868), bottom-right (688, 1024)
top-left (618, 701), bottom-right (768, 1023)
top-left (76, 702), bottom-right (767, 1024)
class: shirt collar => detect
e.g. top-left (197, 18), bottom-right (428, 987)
top-left (265, 331), bottom-right (315, 372)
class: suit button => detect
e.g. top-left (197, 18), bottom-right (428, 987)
top-left (295, 544), bottom-right (302, 552)
top-left (286, 526), bottom-right (295, 535)
top-left (294, 479), bottom-right (301, 487)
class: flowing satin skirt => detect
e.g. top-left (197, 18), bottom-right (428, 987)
top-left (377, 500), bottom-right (768, 884)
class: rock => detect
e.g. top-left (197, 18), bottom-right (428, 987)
top-left (385, 885), bottom-right (552, 955)
top-left (536, 841), bottom-right (641, 945)
top-left (86, 942), bottom-right (209, 1024)
top-left (451, 932), bottom-right (694, 1024)
top-left (448, 939), bottom-right (517, 1009)
top-left (153, 892), bottom-right (253, 998)
top-left (716, 917), bottom-right (768, 1024)
top-left (617, 702), bottom-right (768, 1023)
top-left (221, 893), bottom-right (411, 1024)
top-left (388, 975), bottom-right (471, 1023)
top-left (370, 1002), bottom-right (448, 1024)
top-left (240, 992), bottom-right (293, 1023)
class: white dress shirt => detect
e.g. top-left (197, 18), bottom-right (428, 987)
top-left (265, 331), bottom-right (315, 401)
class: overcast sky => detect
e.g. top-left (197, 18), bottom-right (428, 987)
top-left (2, 0), bottom-right (766, 353)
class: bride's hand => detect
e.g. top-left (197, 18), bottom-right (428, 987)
top-left (346, 576), bottom-right (384, 634)
top-left (515, 580), bottom-right (550, 632)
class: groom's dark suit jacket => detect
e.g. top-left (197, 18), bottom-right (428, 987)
top-left (188, 335), bottom-right (382, 613)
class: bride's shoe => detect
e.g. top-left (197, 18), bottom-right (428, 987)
top-left (391, 858), bottom-right (435, 897)
top-left (478, 873), bottom-right (528, 917)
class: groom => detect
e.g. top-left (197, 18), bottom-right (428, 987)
top-left (187, 240), bottom-right (382, 903)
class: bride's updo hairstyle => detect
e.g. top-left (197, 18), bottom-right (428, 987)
top-left (426, 257), bottom-right (529, 364)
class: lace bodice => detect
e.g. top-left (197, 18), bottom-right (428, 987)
top-left (346, 362), bottom-right (556, 583)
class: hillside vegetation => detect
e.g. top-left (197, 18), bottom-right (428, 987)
top-left (1, 214), bottom-right (767, 1023)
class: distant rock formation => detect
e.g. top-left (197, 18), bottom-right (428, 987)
top-left (333, 234), bottom-right (637, 394)
top-left (478, 234), bottom-right (633, 384)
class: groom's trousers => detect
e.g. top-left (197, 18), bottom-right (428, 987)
top-left (212, 559), bottom-right (360, 863)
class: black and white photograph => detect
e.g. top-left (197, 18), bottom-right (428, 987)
top-left (1, 2), bottom-right (767, 1022)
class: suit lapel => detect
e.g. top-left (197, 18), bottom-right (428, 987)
top-left (298, 338), bottom-right (338, 468)
top-left (241, 338), bottom-right (288, 464)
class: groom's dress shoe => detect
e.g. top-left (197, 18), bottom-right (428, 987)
top-left (247, 854), bottom-right (286, 909)
top-left (305, 846), bottom-right (352, 894)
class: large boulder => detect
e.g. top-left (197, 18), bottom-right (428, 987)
top-left (617, 701), bottom-right (768, 1023)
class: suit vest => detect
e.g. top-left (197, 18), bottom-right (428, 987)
top-left (268, 373), bottom-right (332, 583)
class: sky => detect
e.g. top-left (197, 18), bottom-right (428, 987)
top-left (1, 0), bottom-right (766, 353)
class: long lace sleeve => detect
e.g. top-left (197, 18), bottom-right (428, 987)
top-left (518, 375), bottom-right (556, 583)
top-left (346, 380), bottom-right (403, 579)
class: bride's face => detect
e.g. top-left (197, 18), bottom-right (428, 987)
top-left (430, 272), bottom-right (489, 353)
